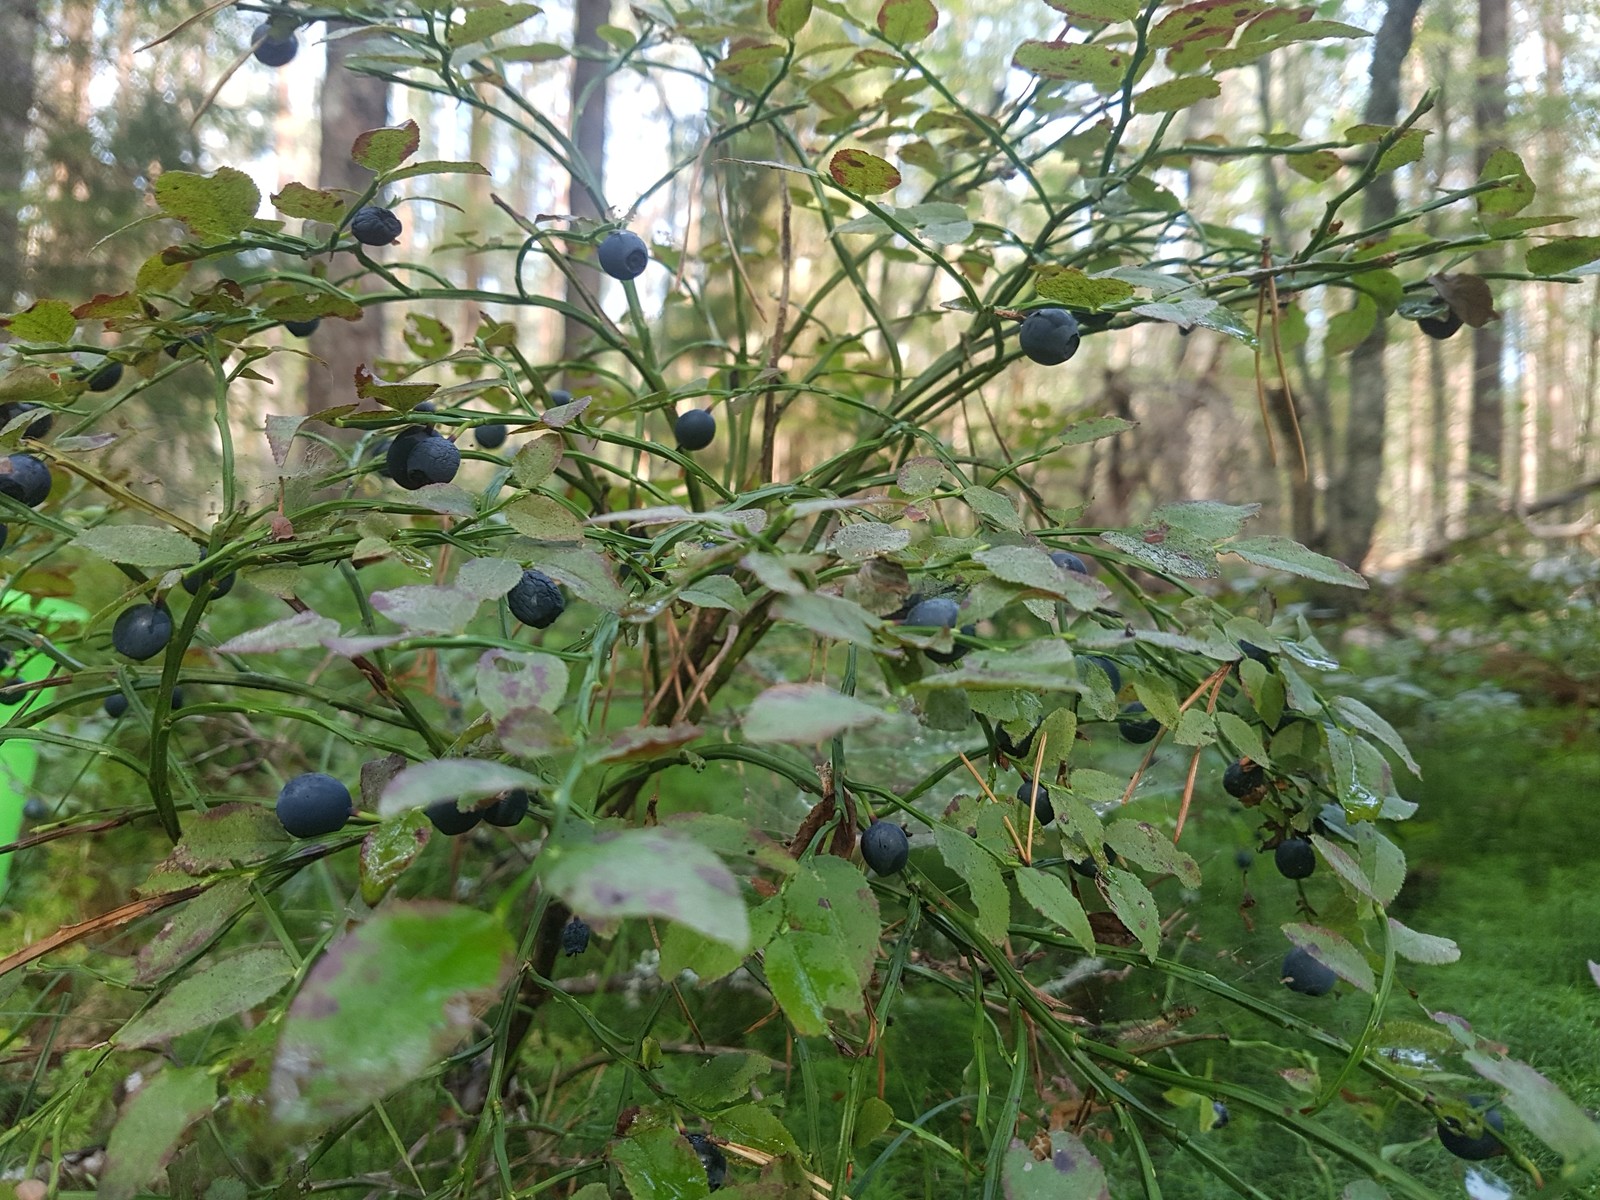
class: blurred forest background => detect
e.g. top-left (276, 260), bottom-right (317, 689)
top-left (3, 0), bottom-right (1598, 577)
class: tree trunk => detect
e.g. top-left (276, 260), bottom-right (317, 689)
top-left (1469, 0), bottom-right (1508, 513)
top-left (1326, 0), bottom-right (1424, 571)
top-left (0, 0), bottom-right (39, 310)
top-left (305, 25), bottom-right (389, 415)
top-left (560, 0), bottom-right (611, 370)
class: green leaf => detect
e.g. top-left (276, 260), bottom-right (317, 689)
top-left (271, 182), bottom-right (348, 222)
top-left (1151, 499), bottom-right (1259, 541)
top-left (100, 1067), bottom-right (217, 1200)
top-left (1476, 148), bottom-right (1535, 217)
top-left (1057, 416), bottom-right (1135, 445)
top-left (1103, 820), bottom-right (1201, 887)
top-left (714, 1104), bottom-right (802, 1157)
top-left (359, 808), bottom-right (433, 905)
top-left (659, 921), bottom-right (749, 985)
top-left (154, 167), bottom-right (262, 242)
top-left (1463, 1052), bottom-right (1600, 1162)
top-left (506, 494), bottom-right (584, 542)
top-left (379, 758), bottom-right (542, 815)
top-left (1387, 918), bottom-right (1459, 965)
top-left (3, 299), bottom-right (76, 343)
top-left (897, 456), bottom-right (950, 497)
top-left (681, 574), bottom-right (749, 613)
top-left (679, 1053), bottom-right (776, 1108)
top-left (476, 647), bottom-right (568, 719)
top-left (933, 825), bottom-right (1009, 944)
top-left (784, 857), bottom-right (879, 987)
top-left (217, 610), bottom-right (341, 654)
top-left (1286, 149), bottom-right (1342, 182)
top-left (1011, 41), bottom-right (1128, 92)
top-left (135, 878), bottom-right (253, 983)
top-left (1226, 536), bottom-right (1367, 588)
top-left (612, 1120), bottom-right (713, 1200)
top-left (1033, 267), bottom-right (1135, 309)
top-left (767, 0), bottom-right (813, 37)
top-left (1331, 696), bottom-right (1419, 776)
top-left (1000, 1130), bottom-right (1109, 1200)
top-left (765, 931), bottom-right (860, 1034)
top-left (1527, 236), bottom-right (1600, 275)
top-left (509, 432), bottom-right (566, 490)
top-left (369, 583), bottom-right (483, 634)
top-left (72, 525), bottom-right (200, 569)
top-left (153, 803), bottom-right (291, 876)
top-left (543, 825), bottom-right (751, 950)
top-left (271, 903), bottom-right (514, 1128)
top-left (828, 148), bottom-right (901, 195)
top-left (1282, 922), bottom-right (1375, 992)
top-left (962, 485), bottom-right (1023, 531)
top-left (1132, 298), bottom-right (1255, 343)
top-left (876, 0), bottom-right (938, 43)
top-left (381, 158), bottom-right (493, 184)
top-left (1133, 75), bottom-right (1220, 113)
top-left (1102, 867), bottom-right (1160, 959)
top-left (115, 948), bottom-right (294, 1048)
top-left (1374, 129), bottom-right (1428, 174)
top-left (351, 120), bottom-right (422, 173)
top-left (1015, 866), bottom-right (1094, 951)
top-left (744, 682), bottom-right (888, 744)
top-left (828, 521), bottom-right (911, 559)
top-left (446, 2), bottom-right (541, 47)
top-left (1324, 293), bottom-right (1378, 354)
top-left (1101, 527), bottom-right (1219, 579)
top-left (773, 592), bottom-right (882, 647)
top-left (1042, 0), bottom-right (1139, 21)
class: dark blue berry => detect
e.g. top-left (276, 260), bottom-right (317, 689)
top-left (1050, 550), bottom-right (1089, 574)
top-left (1118, 702), bottom-right (1160, 744)
top-left (104, 692), bottom-right (129, 718)
top-left (276, 772), bottom-right (353, 838)
top-left (426, 799), bottom-right (482, 836)
top-left (674, 408), bottom-right (716, 451)
top-left (682, 1132), bottom-right (727, 1191)
top-left (562, 916), bottom-right (591, 956)
top-left (484, 788), bottom-right (530, 827)
top-left (860, 821), bottom-right (910, 875)
top-left (1223, 759), bottom-right (1264, 798)
top-left (1280, 945), bottom-right (1336, 996)
top-left (284, 318), bottom-right (320, 337)
top-left (598, 230), bottom-right (650, 280)
top-left (85, 361), bottom-right (123, 392)
top-left (475, 422), bottom-right (508, 449)
top-left (1437, 1097), bottom-right (1505, 1160)
top-left (1017, 307), bottom-right (1081, 366)
top-left (111, 604), bottom-right (173, 661)
top-left (182, 548), bottom-right (237, 598)
top-left (252, 23), bottom-right (298, 65)
top-left (0, 454), bottom-right (52, 507)
top-left (0, 402), bottom-right (54, 438)
top-left (1016, 777), bottom-right (1054, 825)
top-left (1274, 837), bottom-right (1315, 880)
top-left (350, 205), bottom-right (403, 247)
top-left (506, 568), bottom-right (565, 628)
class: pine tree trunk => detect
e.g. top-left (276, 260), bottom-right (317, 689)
top-left (0, 0), bottom-right (39, 310)
top-left (1469, 0), bottom-right (1508, 513)
top-left (305, 25), bottom-right (389, 414)
top-left (1327, 0), bottom-right (1424, 570)
top-left (561, 0), bottom-right (611, 369)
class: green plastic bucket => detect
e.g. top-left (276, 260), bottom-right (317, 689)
top-left (0, 594), bottom-right (89, 898)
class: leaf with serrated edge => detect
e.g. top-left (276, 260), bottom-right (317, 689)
top-left (1016, 867), bottom-right (1094, 951)
top-left (1102, 867), bottom-right (1160, 959)
top-left (1282, 922), bottom-right (1375, 992)
top-left (744, 683), bottom-right (888, 743)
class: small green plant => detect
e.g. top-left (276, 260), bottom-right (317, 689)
top-left (1, 0), bottom-right (1597, 1196)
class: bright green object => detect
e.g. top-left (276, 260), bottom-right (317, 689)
top-left (0, 594), bottom-right (88, 898)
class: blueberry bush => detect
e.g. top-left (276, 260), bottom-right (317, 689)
top-left (2, 1), bottom-right (1599, 1197)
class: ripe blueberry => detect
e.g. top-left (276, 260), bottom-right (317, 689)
top-left (350, 205), bottom-right (403, 247)
top-left (484, 787), bottom-right (530, 827)
top-left (860, 821), bottom-right (910, 875)
top-left (1211, 1100), bottom-right (1230, 1129)
top-left (388, 429), bottom-right (459, 489)
top-left (562, 915), bottom-right (591, 956)
top-left (1070, 845), bottom-right (1117, 878)
top-left (426, 799), bottom-right (483, 836)
top-left (0, 402), bottom-right (54, 439)
top-left (0, 677), bottom-right (26, 706)
top-left (0, 454), bottom-right (52, 507)
top-left (682, 1132), bottom-right (727, 1191)
top-left (1280, 945), bottom-right (1337, 996)
top-left (995, 722), bottom-right (1037, 761)
top-left (276, 772), bottom-right (353, 838)
top-left (1223, 759), bottom-right (1264, 798)
top-left (674, 408), bottom-right (716, 452)
top-left (1437, 1097), bottom-right (1506, 1160)
top-left (164, 332), bottom-right (207, 357)
top-left (1274, 837), bottom-right (1315, 880)
top-left (1234, 847), bottom-right (1254, 870)
top-left (506, 568), bottom-right (565, 628)
top-left (1017, 307), bottom-right (1082, 366)
top-left (22, 797), bottom-right (47, 821)
top-left (111, 603), bottom-right (173, 661)
top-left (252, 23), bottom-right (298, 66)
top-left (598, 230), bottom-right (650, 281)
top-left (85, 360), bottom-right (123, 392)
top-left (547, 388), bottom-right (573, 407)
top-left (1238, 641), bottom-right (1274, 667)
top-left (1079, 654), bottom-right (1121, 694)
top-left (182, 548), bottom-right (237, 598)
top-left (1118, 702), bottom-right (1160, 744)
top-left (384, 427), bottom-right (430, 483)
top-left (1050, 550), bottom-right (1089, 574)
top-left (904, 596), bottom-right (958, 630)
top-left (475, 422), bottom-right (508, 449)
top-left (1418, 309), bottom-right (1463, 340)
top-left (104, 692), bottom-right (129, 718)
top-left (284, 317), bottom-right (320, 337)
top-left (1016, 777), bottom-right (1054, 825)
